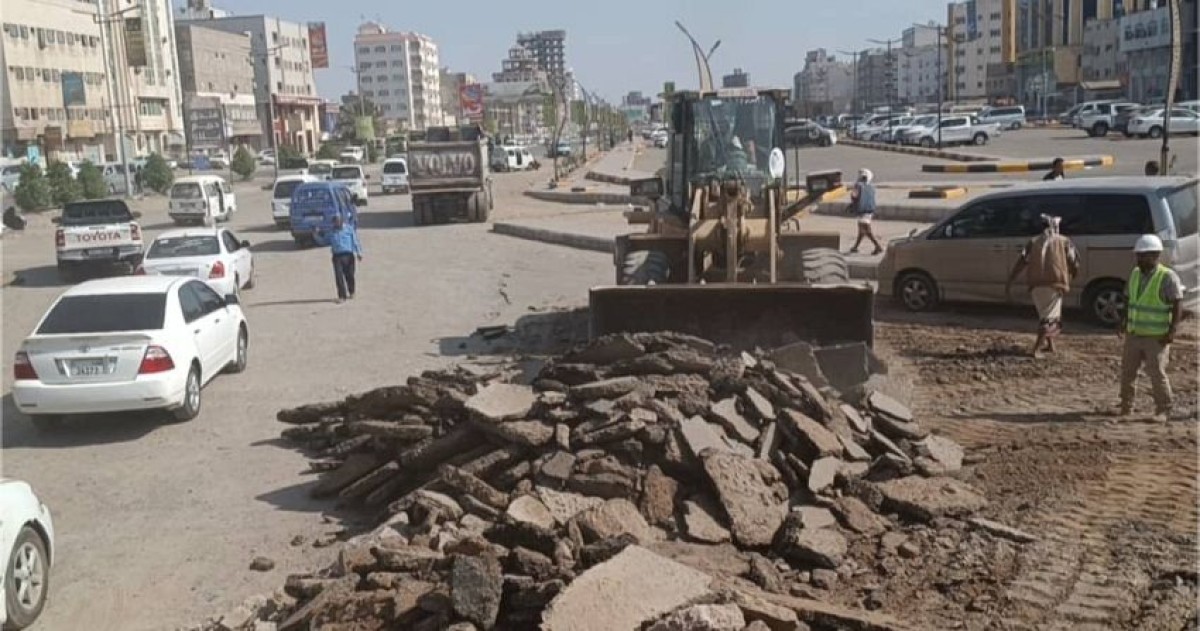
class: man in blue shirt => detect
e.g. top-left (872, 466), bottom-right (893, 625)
top-left (313, 213), bottom-right (363, 303)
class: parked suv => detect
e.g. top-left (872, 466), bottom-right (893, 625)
top-left (1077, 101), bottom-right (1139, 136)
top-left (878, 177), bottom-right (1199, 326)
top-left (978, 105), bottom-right (1027, 130)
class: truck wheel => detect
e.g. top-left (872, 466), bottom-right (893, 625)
top-left (620, 250), bottom-right (670, 285)
top-left (972, 132), bottom-right (988, 145)
top-left (411, 198), bottom-right (425, 226)
top-left (470, 192), bottom-right (489, 223)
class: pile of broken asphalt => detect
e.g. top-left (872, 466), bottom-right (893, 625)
top-left (188, 332), bottom-right (1040, 631)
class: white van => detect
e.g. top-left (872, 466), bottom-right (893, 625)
top-left (494, 146), bottom-right (535, 172)
top-left (271, 173), bottom-right (320, 227)
top-left (381, 158), bottom-right (409, 194)
top-left (169, 175), bottom-right (237, 225)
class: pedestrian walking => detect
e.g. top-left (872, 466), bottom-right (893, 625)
top-left (312, 213), bottom-right (363, 304)
top-left (1043, 157), bottom-right (1066, 181)
top-left (1006, 215), bottom-right (1079, 357)
top-left (1117, 234), bottom-right (1183, 421)
top-left (848, 168), bottom-right (884, 255)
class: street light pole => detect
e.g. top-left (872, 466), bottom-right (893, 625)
top-left (252, 44), bottom-right (285, 178)
top-left (868, 37), bottom-right (902, 137)
top-left (675, 21), bottom-right (720, 92)
top-left (913, 23), bottom-right (946, 148)
top-left (836, 49), bottom-right (862, 134)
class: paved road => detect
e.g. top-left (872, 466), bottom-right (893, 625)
top-left (633, 127), bottom-right (1198, 184)
top-left (0, 168), bottom-right (609, 629)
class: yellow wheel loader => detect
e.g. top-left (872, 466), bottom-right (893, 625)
top-left (590, 88), bottom-right (874, 349)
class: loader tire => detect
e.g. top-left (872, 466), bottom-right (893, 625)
top-left (799, 248), bottom-right (850, 284)
top-left (620, 250), bottom-right (670, 285)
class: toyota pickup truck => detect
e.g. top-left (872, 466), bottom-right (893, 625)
top-left (54, 199), bottom-right (143, 281)
top-left (899, 115), bottom-right (1000, 147)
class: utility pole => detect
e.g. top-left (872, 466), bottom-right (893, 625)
top-left (868, 37), bottom-right (902, 137)
top-left (249, 43), bottom-right (286, 177)
top-left (1161, 0), bottom-right (1181, 174)
top-left (913, 23), bottom-right (946, 148)
top-left (836, 49), bottom-right (863, 136)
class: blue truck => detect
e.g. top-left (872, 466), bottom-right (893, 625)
top-left (288, 182), bottom-right (358, 247)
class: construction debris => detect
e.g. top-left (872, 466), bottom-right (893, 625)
top-left (191, 332), bottom-right (1004, 630)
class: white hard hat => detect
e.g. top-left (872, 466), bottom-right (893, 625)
top-left (1134, 234), bottom-right (1164, 253)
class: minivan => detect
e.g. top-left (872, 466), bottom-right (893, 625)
top-left (271, 173), bottom-right (320, 227)
top-left (288, 182), bottom-right (358, 246)
top-left (381, 158), bottom-right (410, 194)
top-left (168, 175), bottom-right (237, 225)
top-left (978, 105), bottom-right (1026, 130)
top-left (492, 146), bottom-right (535, 172)
top-left (878, 177), bottom-right (1198, 326)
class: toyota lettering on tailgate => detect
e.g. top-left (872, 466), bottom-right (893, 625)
top-left (76, 231), bottom-right (123, 242)
top-left (412, 152), bottom-right (477, 178)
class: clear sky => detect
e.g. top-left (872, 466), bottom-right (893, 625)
top-left (176, 0), bottom-right (952, 102)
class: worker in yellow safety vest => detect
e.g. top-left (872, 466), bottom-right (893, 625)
top-left (1117, 234), bottom-right (1183, 421)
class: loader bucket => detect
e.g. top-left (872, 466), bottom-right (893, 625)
top-left (589, 283), bottom-right (874, 350)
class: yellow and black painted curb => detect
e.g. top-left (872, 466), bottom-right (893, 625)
top-left (922, 155), bottom-right (1115, 173)
top-left (840, 139), bottom-right (996, 163)
top-left (908, 186), bottom-right (967, 199)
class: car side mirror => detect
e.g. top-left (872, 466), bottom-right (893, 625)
top-left (240, 240), bottom-right (250, 248)
top-left (224, 293), bottom-right (240, 306)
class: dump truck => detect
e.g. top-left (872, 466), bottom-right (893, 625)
top-left (590, 87), bottom-right (874, 350)
top-left (407, 125), bottom-right (493, 226)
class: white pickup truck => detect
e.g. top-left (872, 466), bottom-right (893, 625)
top-left (899, 115), bottom-right (1000, 147)
top-left (55, 199), bottom-right (144, 281)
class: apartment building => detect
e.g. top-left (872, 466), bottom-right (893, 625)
top-left (516, 30), bottom-right (566, 83)
top-left (354, 22), bottom-right (442, 132)
top-left (946, 0), bottom-right (1017, 101)
top-left (898, 23), bottom-right (945, 105)
top-left (2, 0), bottom-right (183, 162)
top-left (178, 12), bottom-right (321, 153)
top-left (792, 49), bottom-right (854, 116)
top-left (439, 69), bottom-right (477, 126)
top-left (175, 24), bottom-right (260, 151)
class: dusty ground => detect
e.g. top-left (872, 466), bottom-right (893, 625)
top-left (818, 303), bottom-right (1199, 630)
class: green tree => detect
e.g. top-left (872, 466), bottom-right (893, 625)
top-left (278, 145), bottom-right (306, 169)
top-left (77, 161), bottom-right (108, 199)
top-left (230, 145), bottom-right (256, 180)
top-left (13, 164), bottom-right (52, 211)
top-left (142, 153), bottom-right (174, 194)
top-left (46, 161), bottom-right (82, 206)
top-left (316, 143), bottom-right (340, 160)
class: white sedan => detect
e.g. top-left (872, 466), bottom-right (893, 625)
top-left (0, 479), bottom-right (54, 630)
top-left (12, 276), bottom-right (249, 429)
top-left (137, 227), bottom-right (254, 297)
top-left (1128, 108), bottom-right (1200, 138)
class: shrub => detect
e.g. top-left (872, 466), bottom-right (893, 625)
top-left (231, 145), bottom-right (257, 180)
top-left (77, 161), bottom-right (108, 199)
top-left (278, 145), bottom-right (307, 169)
top-left (142, 153), bottom-right (174, 194)
top-left (13, 164), bottom-right (52, 211)
top-left (316, 143), bottom-right (340, 160)
top-left (46, 161), bottom-right (82, 206)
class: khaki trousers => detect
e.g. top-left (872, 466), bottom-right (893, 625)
top-left (1119, 334), bottom-right (1172, 410)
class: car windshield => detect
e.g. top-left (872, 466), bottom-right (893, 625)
top-left (332, 167), bottom-right (361, 179)
top-left (1165, 184), bottom-right (1198, 237)
top-left (383, 161), bottom-right (407, 174)
top-left (274, 180), bottom-right (304, 199)
top-left (61, 200), bottom-right (133, 226)
top-left (37, 294), bottom-right (166, 334)
top-left (293, 187), bottom-right (333, 204)
top-left (914, 115), bottom-right (938, 126)
top-left (171, 182), bottom-right (204, 199)
top-left (147, 236), bottom-right (220, 258)
top-left (690, 96), bottom-right (778, 182)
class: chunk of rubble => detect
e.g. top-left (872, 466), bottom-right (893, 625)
top-left (505, 495), bottom-right (556, 531)
top-left (541, 545), bottom-right (714, 631)
top-left (831, 497), bottom-right (889, 536)
top-left (641, 466), bottom-right (680, 529)
top-left (465, 383), bottom-right (536, 421)
top-left (570, 376), bottom-right (644, 400)
top-left (647, 603), bottom-right (746, 631)
top-left (872, 414), bottom-right (929, 441)
top-left (866, 391), bottom-right (913, 423)
top-left (536, 487), bottom-right (604, 525)
top-left (775, 514), bottom-right (848, 569)
top-left (701, 451), bottom-right (789, 547)
top-left (573, 498), bottom-right (656, 544)
top-left (916, 434), bottom-right (965, 474)
top-left (682, 498), bottom-right (732, 544)
top-left (743, 387), bottom-right (776, 421)
top-left (711, 397), bottom-right (761, 444)
top-left (779, 410), bottom-right (843, 458)
top-left (450, 554), bottom-right (503, 629)
top-left (968, 517), bottom-right (1038, 543)
top-left (875, 476), bottom-right (988, 522)
top-left (807, 457), bottom-right (842, 494)
top-left (839, 404), bottom-right (870, 434)
top-left (793, 506), bottom-right (838, 530)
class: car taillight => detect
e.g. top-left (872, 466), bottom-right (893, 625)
top-left (209, 260), bottom-right (225, 279)
top-left (55, 229), bottom-right (65, 248)
top-left (14, 351), bottom-right (37, 380)
top-left (130, 223), bottom-right (141, 241)
top-left (138, 346), bottom-right (175, 374)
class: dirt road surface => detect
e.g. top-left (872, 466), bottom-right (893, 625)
top-left (0, 165), bottom-right (610, 630)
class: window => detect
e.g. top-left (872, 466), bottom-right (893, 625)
top-left (374, 45), bottom-right (386, 52)
top-left (148, 235), bottom-right (220, 258)
top-left (376, 74), bottom-right (387, 82)
top-left (178, 284), bottom-right (204, 323)
top-left (937, 197), bottom-right (1026, 239)
top-left (390, 44), bottom-right (403, 52)
top-left (39, 294), bottom-right (168, 334)
top-left (361, 76), bottom-right (373, 83)
top-left (1076, 194), bottom-right (1153, 235)
top-left (378, 89), bottom-right (389, 96)
top-left (375, 61), bottom-right (386, 68)
top-left (1165, 184), bottom-right (1198, 237)
top-left (221, 231), bottom-right (241, 252)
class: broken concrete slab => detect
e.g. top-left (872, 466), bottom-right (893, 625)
top-left (747, 552), bottom-right (787, 595)
top-left (793, 506), bottom-right (838, 531)
top-left (472, 419), bottom-right (556, 447)
top-left (813, 343), bottom-right (871, 396)
top-left (868, 429), bottom-right (912, 464)
top-left (450, 554), bottom-right (503, 629)
top-left (775, 516), bottom-right (848, 569)
top-left (574, 498), bottom-right (656, 544)
top-left (872, 414), bottom-right (929, 442)
top-left (538, 451), bottom-right (576, 486)
top-left (506, 495), bottom-right (556, 531)
top-left (647, 603), bottom-right (746, 631)
top-left (756, 422), bottom-right (780, 461)
top-left (701, 451), bottom-right (789, 547)
top-left (536, 487), bottom-right (604, 525)
top-left (641, 466), bottom-right (680, 529)
top-left (681, 498), bottom-right (732, 544)
top-left (778, 410), bottom-right (843, 458)
top-left (838, 434), bottom-right (872, 462)
top-left (439, 465), bottom-right (510, 511)
top-left (866, 391), bottom-right (913, 424)
top-left (743, 387), bottom-right (777, 421)
top-left (807, 457), bottom-right (842, 494)
top-left (967, 517), bottom-right (1038, 543)
top-left (679, 416), bottom-right (733, 458)
top-left (831, 497), bottom-right (889, 536)
top-left (570, 376), bottom-right (644, 400)
top-left (769, 342), bottom-right (831, 391)
top-left (711, 398), bottom-right (761, 444)
top-left (875, 476), bottom-right (988, 522)
top-left (541, 545), bottom-right (714, 631)
top-left (565, 334), bottom-right (646, 365)
top-left (840, 404), bottom-right (871, 434)
top-left (465, 383), bottom-right (537, 422)
top-left (916, 435), bottom-right (964, 474)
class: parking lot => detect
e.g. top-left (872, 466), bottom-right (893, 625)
top-left (0, 165), bottom-right (610, 629)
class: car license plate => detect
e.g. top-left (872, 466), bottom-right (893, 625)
top-left (85, 248), bottom-right (115, 258)
top-left (69, 357), bottom-right (114, 377)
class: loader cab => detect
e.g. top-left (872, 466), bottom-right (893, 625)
top-left (664, 89), bottom-right (787, 217)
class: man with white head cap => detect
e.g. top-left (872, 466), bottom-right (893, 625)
top-left (1117, 234), bottom-right (1183, 421)
top-left (1006, 214), bottom-right (1079, 357)
top-left (848, 168), bottom-right (884, 255)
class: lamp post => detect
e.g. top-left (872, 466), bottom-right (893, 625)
top-left (868, 37), bottom-right (902, 137)
top-left (675, 21), bottom-right (720, 91)
top-left (249, 44), bottom-right (287, 178)
top-left (912, 23), bottom-right (946, 148)
top-left (835, 49), bottom-right (862, 135)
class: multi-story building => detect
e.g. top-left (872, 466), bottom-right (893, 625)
top-left (2, 0), bottom-right (184, 163)
top-left (1120, 5), bottom-right (1175, 103)
top-left (439, 70), bottom-right (477, 126)
top-left (947, 0), bottom-right (1017, 102)
top-left (1183, 0), bottom-right (1198, 102)
top-left (722, 68), bottom-right (750, 88)
top-left (178, 11), bottom-right (321, 153)
top-left (898, 23), bottom-right (945, 105)
top-left (175, 24), bottom-right (260, 152)
top-left (1080, 16), bottom-right (1124, 97)
top-left (792, 49), bottom-right (854, 116)
top-left (516, 30), bottom-right (566, 82)
top-left (353, 22), bottom-right (442, 132)
top-left (856, 49), bottom-right (897, 110)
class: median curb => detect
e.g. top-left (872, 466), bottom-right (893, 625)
top-left (840, 139), bottom-right (997, 162)
top-left (524, 189), bottom-right (644, 206)
top-left (921, 155), bottom-right (1115, 173)
top-left (816, 199), bottom-right (958, 223)
top-left (585, 171), bottom-right (634, 186)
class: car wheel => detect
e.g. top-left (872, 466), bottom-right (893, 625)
top-left (4, 525), bottom-right (50, 629)
top-left (1011, 122), bottom-right (1022, 130)
top-left (172, 364), bottom-right (202, 421)
top-left (1123, 130), bottom-right (1133, 137)
top-left (28, 415), bottom-right (63, 433)
top-left (1094, 122), bottom-right (1109, 136)
top-left (1086, 280), bottom-right (1126, 327)
top-left (920, 137), bottom-right (935, 148)
top-left (819, 137), bottom-right (831, 147)
top-left (972, 132), bottom-right (988, 145)
top-left (226, 326), bottom-right (248, 374)
top-left (1148, 126), bottom-right (1163, 139)
top-left (897, 272), bottom-right (939, 312)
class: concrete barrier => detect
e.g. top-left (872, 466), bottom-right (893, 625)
top-left (523, 190), bottom-right (643, 205)
top-left (585, 171), bottom-right (634, 186)
top-left (492, 222), bottom-right (615, 253)
top-left (839, 139), bottom-right (997, 162)
top-left (921, 155), bottom-right (1114, 173)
